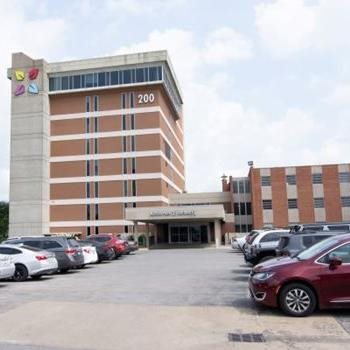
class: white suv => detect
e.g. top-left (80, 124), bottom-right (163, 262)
top-left (0, 255), bottom-right (15, 280)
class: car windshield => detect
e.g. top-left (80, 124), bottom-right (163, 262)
top-left (297, 236), bottom-right (339, 260)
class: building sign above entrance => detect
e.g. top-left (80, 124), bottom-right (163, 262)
top-left (149, 209), bottom-right (195, 218)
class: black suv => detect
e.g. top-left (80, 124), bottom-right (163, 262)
top-left (3, 236), bottom-right (85, 272)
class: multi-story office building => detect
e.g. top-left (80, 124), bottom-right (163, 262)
top-left (222, 163), bottom-right (350, 231)
top-left (8, 51), bottom-right (185, 236)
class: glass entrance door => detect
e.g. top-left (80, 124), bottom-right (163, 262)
top-left (169, 224), bottom-right (209, 244)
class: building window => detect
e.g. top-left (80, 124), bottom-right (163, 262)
top-left (132, 180), bottom-right (137, 196)
top-left (131, 114), bottom-right (135, 130)
top-left (314, 197), bottom-right (324, 208)
top-left (121, 93), bottom-right (126, 109)
top-left (129, 93), bottom-right (134, 108)
top-left (123, 158), bottom-right (128, 174)
top-left (95, 182), bottom-right (99, 198)
top-left (93, 96), bottom-right (99, 111)
top-left (261, 176), bottom-right (271, 186)
top-left (240, 203), bottom-right (246, 215)
top-left (87, 227), bottom-right (91, 236)
top-left (288, 199), bottom-right (298, 209)
top-left (95, 204), bottom-right (99, 220)
top-left (86, 117), bottom-right (90, 133)
top-left (165, 141), bottom-right (171, 160)
top-left (95, 226), bottom-right (99, 235)
top-left (233, 181), bottom-right (238, 194)
top-left (339, 172), bottom-right (350, 183)
top-left (86, 139), bottom-right (90, 154)
top-left (86, 183), bottom-right (90, 198)
top-left (94, 139), bottom-right (98, 154)
top-left (312, 173), bottom-right (323, 184)
top-left (238, 181), bottom-right (245, 193)
top-left (235, 225), bottom-right (241, 232)
top-left (111, 71), bottom-right (118, 85)
top-left (122, 136), bottom-right (127, 152)
top-left (246, 202), bottom-right (252, 215)
top-left (341, 196), bottom-right (350, 207)
top-left (122, 115), bottom-right (126, 130)
top-left (123, 180), bottom-right (128, 196)
top-left (234, 203), bottom-right (239, 215)
top-left (262, 200), bottom-right (272, 210)
top-left (131, 136), bottom-right (136, 152)
top-left (86, 161), bottom-right (90, 176)
top-left (94, 117), bottom-right (98, 133)
top-left (85, 96), bottom-right (90, 112)
top-left (133, 202), bottom-right (137, 208)
top-left (286, 175), bottom-right (296, 185)
top-left (86, 74), bottom-right (93, 88)
top-left (94, 160), bottom-right (99, 176)
top-left (131, 158), bottom-right (136, 174)
top-left (87, 204), bottom-right (91, 221)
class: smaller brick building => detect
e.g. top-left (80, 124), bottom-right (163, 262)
top-left (222, 163), bottom-right (350, 232)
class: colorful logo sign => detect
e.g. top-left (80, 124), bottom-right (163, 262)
top-left (15, 84), bottom-right (25, 96)
top-left (15, 70), bottom-right (25, 81)
top-left (28, 83), bottom-right (39, 94)
top-left (29, 68), bottom-right (39, 80)
top-left (14, 67), bottom-right (40, 96)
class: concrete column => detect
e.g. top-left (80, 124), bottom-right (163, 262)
top-left (214, 220), bottom-right (222, 248)
top-left (133, 221), bottom-right (138, 244)
top-left (154, 225), bottom-right (158, 245)
top-left (146, 223), bottom-right (150, 248)
top-left (8, 53), bottom-right (50, 236)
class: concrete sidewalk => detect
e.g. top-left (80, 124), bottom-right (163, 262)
top-left (0, 300), bottom-right (348, 350)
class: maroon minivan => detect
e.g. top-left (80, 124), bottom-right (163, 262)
top-left (249, 233), bottom-right (350, 316)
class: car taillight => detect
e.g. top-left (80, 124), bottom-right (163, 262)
top-left (35, 255), bottom-right (47, 261)
top-left (65, 249), bottom-right (77, 255)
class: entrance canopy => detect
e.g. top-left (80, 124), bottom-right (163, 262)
top-left (125, 204), bottom-right (226, 223)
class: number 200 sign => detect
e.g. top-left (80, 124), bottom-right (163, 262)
top-left (138, 93), bottom-right (155, 104)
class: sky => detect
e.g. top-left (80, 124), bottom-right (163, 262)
top-left (1, 0), bottom-right (350, 200)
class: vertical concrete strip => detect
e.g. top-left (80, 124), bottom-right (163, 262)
top-left (8, 53), bottom-right (50, 235)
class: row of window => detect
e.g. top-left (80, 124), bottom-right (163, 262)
top-left (86, 158), bottom-right (137, 177)
top-left (234, 202), bottom-right (252, 216)
top-left (261, 172), bottom-right (350, 186)
top-left (49, 66), bottom-right (163, 92)
top-left (232, 179), bottom-right (250, 194)
top-left (262, 196), bottom-right (350, 209)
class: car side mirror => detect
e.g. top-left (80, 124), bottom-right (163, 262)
top-left (329, 256), bottom-right (342, 270)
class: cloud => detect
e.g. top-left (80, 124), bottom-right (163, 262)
top-left (114, 28), bottom-right (348, 192)
top-left (255, 0), bottom-right (350, 57)
top-left (203, 27), bottom-right (253, 63)
top-left (326, 84), bottom-right (350, 106)
top-left (0, 0), bottom-right (68, 201)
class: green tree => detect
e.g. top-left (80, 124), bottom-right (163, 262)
top-left (0, 202), bottom-right (9, 242)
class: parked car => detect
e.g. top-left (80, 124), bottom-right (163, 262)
top-left (78, 239), bottom-right (116, 262)
top-left (231, 235), bottom-right (248, 251)
top-left (118, 234), bottom-right (139, 253)
top-left (276, 232), bottom-right (338, 257)
top-left (76, 241), bottom-right (98, 264)
top-left (0, 255), bottom-right (15, 280)
top-left (244, 229), bottom-right (290, 265)
top-left (249, 233), bottom-right (350, 316)
top-left (290, 222), bottom-right (350, 233)
top-left (0, 245), bottom-right (58, 281)
top-left (86, 234), bottom-right (125, 257)
top-left (3, 236), bottom-right (85, 272)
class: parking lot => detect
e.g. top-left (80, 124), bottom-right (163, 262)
top-left (0, 248), bottom-right (350, 350)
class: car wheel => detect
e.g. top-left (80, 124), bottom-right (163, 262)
top-left (13, 264), bottom-right (29, 282)
top-left (60, 268), bottom-right (69, 273)
top-left (31, 275), bottom-right (42, 280)
top-left (258, 256), bottom-right (275, 264)
top-left (279, 283), bottom-right (316, 317)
